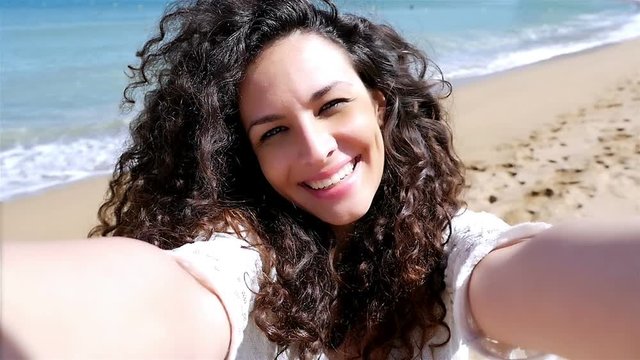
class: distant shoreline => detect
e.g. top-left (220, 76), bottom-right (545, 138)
top-left (4, 0), bottom-right (640, 203)
top-left (2, 37), bottom-right (639, 241)
top-left (4, 35), bottom-right (638, 203)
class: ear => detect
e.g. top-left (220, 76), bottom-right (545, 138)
top-left (371, 90), bottom-right (386, 126)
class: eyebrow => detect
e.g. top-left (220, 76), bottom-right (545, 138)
top-left (246, 81), bottom-right (349, 133)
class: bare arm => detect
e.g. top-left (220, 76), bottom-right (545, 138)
top-left (469, 218), bottom-right (640, 358)
top-left (1, 237), bottom-right (230, 359)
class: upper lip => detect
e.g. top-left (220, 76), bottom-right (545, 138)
top-left (301, 157), bottom-right (356, 183)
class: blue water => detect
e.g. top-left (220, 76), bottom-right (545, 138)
top-left (2, 0), bottom-right (640, 200)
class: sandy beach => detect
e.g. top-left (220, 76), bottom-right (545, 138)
top-left (453, 38), bottom-right (640, 224)
top-left (2, 38), bottom-right (639, 241)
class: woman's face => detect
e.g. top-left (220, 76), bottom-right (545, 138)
top-left (239, 32), bottom-right (386, 227)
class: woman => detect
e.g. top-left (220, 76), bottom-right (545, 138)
top-left (2, 0), bottom-right (639, 359)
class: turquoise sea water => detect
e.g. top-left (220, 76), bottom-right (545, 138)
top-left (1, 0), bottom-right (640, 200)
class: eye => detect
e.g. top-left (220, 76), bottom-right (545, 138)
top-left (259, 126), bottom-right (287, 142)
top-left (319, 98), bottom-right (352, 115)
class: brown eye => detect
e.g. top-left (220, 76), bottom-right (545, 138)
top-left (319, 98), bottom-right (352, 114)
top-left (259, 126), bottom-right (287, 142)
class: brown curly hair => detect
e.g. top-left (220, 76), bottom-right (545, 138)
top-left (90, 0), bottom-right (465, 358)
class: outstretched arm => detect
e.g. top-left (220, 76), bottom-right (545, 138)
top-left (469, 218), bottom-right (640, 358)
top-left (1, 237), bottom-right (230, 359)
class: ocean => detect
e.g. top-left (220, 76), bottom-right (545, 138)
top-left (2, 0), bottom-right (639, 200)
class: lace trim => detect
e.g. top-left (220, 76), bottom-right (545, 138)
top-left (169, 232), bottom-right (262, 360)
top-left (447, 210), bottom-right (555, 359)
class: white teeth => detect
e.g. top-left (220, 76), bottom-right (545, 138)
top-left (306, 161), bottom-right (355, 190)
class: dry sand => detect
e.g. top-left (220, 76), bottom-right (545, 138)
top-left (454, 39), bottom-right (640, 224)
top-left (1, 38), bottom-right (639, 241)
top-left (0, 177), bottom-right (110, 241)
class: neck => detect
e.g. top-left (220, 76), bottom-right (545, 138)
top-left (331, 223), bottom-right (354, 246)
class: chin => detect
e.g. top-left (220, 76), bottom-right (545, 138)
top-left (314, 205), bottom-right (372, 227)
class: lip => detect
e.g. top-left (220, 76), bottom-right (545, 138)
top-left (301, 156), bottom-right (359, 183)
top-left (302, 156), bottom-right (361, 200)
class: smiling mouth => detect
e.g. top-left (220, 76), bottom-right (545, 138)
top-left (304, 156), bottom-right (361, 190)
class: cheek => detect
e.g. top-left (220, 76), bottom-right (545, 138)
top-left (375, 125), bottom-right (384, 150)
top-left (345, 109), bottom-right (385, 149)
top-left (256, 150), bottom-right (290, 192)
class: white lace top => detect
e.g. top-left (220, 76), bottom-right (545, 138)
top-left (170, 210), bottom-right (559, 360)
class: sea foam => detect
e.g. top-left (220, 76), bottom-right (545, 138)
top-left (0, 134), bottom-right (128, 201)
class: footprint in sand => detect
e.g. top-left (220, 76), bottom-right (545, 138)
top-left (464, 74), bottom-right (639, 222)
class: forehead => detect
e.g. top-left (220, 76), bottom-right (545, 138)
top-left (239, 32), bottom-right (363, 114)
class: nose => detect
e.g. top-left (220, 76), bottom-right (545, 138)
top-left (297, 118), bottom-right (337, 165)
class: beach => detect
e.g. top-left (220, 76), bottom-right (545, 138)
top-left (2, 38), bottom-right (639, 241)
top-left (454, 38), bottom-right (640, 224)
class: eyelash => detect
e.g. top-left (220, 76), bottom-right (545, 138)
top-left (259, 126), bottom-right (286, 142)
top-left (319, 97), bottom-right (352, 114)
top-left (257, 98), bottom-right (353, 143)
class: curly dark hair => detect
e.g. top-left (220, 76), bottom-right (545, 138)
top-left (90, 0), bottom-right (465, 358)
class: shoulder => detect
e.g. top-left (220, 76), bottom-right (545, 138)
top-left (446, 209), bottom-right (551, 259)
top-left (168, 231), bottom-right (264, 359)
top-left (447, 209), bottom-right (510, 248)
top-left (171, 231), bottom-right (263, 270)
top-left (450, 208), bottom-right (508, 229)
top-left (444, 209), bottom-right (509, 282)
top-left (168, 230), bottom-right (263, 309)
top-left (445, 209), bottom-right (551, 288)
top-left (441, 211), bottom-right (554, 359)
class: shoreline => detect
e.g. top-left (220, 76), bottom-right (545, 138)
top-left (449, 34), bottom-right (640, 88)
top-left (1, 172), bottom-right (112, 204)
top-left (2, 37), bottom-right (639, 240)
top-left (3, 37), bottom-right (638, 205)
